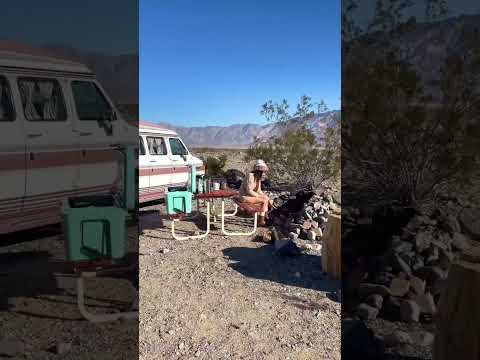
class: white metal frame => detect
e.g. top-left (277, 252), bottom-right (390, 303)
top-left (220, 201), bottom-right (258, 236)
top-left (171, 201), bottom-right (210, 240)
top-left (77, 272), bottom-right (138, 323)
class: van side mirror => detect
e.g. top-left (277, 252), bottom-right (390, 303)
top-left (102, 109), bottom-right (117, 121)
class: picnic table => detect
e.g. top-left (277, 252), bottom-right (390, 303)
top-left (170, 189), bottom-right (262, 239)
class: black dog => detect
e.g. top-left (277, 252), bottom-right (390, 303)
top-left (267, 189), bottom-right (316, 225)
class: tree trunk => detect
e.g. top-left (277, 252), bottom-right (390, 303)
top-left (433, 247), bottom-right (480, 360)
top-left (321, 213), bottom-right (341, 280)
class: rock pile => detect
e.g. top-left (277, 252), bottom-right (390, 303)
top-left (344, 198), bottom-right (475, 324)
top-left (264, 188), bottom-right (340, 254)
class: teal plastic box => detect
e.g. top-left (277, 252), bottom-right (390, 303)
top-left (63, 196), bottom-right (127, 261)
top-left (166, 191), bottom-right (193, 215)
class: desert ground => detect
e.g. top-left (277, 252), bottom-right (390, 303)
top-left (0, 226), bottom-right (139, 359)
top-left (138, 148), bottom-right (341, 359)
top-left (0, 148), bottom-right (340, 360)
top-left (139, 200), bottom-right (340, 360)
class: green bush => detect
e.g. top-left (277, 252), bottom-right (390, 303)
top-left (245, 96), bottom-right (340, 188)
top-left (200, 155), bottom-right (227, 177)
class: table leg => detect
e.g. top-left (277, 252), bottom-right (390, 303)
top-left (222, 201), bottom-right (238, 217)
top-left (77, 272), bottom-right (138, 323)
top-left (171, 202), bottom-right (211, 240)
top-left (221, 201), bottom-right (258, 236)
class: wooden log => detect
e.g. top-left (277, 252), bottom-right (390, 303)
top-left (321, 213), bottom-right (341, 280)
top-left (433, 246), bottom-right (480, 360)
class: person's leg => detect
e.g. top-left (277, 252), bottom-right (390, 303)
top-left (260, 193), bottom-right (274, 209)
top-left (240, 196), bottom-right (267, 225)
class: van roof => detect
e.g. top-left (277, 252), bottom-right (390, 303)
top-left (0, 51), bottom-right (93, 75)
top-left (140, 120), bottom-right (178, 136)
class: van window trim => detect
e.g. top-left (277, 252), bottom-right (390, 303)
top-left (146, 135), bottom-right (168, 156)
top-left (70, 80), bottom-right (115, 121)
top-left (17, 76), bottom-right (68, 122)
top-left (0, 75), bottom-right (16, 122)
top-left (168, 137), bottom-right (190, 156)
top-left (139, 136), bottom-right (147, 156)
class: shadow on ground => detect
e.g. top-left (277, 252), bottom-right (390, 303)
top-left (0, 225), bottom-right (139, 317)
top-left (223, 245), bottom-right (340, 300)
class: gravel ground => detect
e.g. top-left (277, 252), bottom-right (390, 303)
top-left (0, 225), bottom-right (139, 360)
top-left (139, 200), bottom-right (341, 360)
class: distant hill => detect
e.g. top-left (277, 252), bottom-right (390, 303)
top-left (158, 111), bottom-right (340, 149)
top-left (350, 14), bottom-right (480, 102)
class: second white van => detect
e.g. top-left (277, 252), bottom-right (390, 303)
top-left (139, 121), bottom-right (204, 203)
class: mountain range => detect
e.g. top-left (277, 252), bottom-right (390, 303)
top-left (158, 111), bottom-right (340, 149)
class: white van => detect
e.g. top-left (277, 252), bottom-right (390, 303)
top-left (139, 121), bottom-right (204, 203)
top-left (0, 51), bottom-right (137, 234)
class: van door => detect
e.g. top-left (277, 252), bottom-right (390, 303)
top-left (19, 76), bottom-right (78, 224)
top-left (138, 135), bottom-right (150, 201)
top-left (145, 135), bottom-right (172, 192)
top-left (0, 75), bottom-right (25, 233)
top-left (69, 79), bottom-right (119, 195)
top-left (70, 79), bottom-right (117, 143)
top-left (168, 137), bottom-right (189, 186)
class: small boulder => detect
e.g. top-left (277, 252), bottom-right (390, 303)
top-left (390, 278), bottom-right (410, 297)
top-left (366, 294), bottom-right (383, 309)
top-left (356, 303), bottom-right (379, 320)
top-left (459, 208), bottom-right (480, 240)
top-left (307, 230), bottom-right (317, 241)
top-left (288, 232), bottom-right (299, 241)
top-left (55, 342), bottom-right (72, 355)
top-left (383, 296), bottom-right (401, 321)
top-left (302, 221), bottom-right (312, 230)
top-left (358, 283), bottom-right (391, 298)
top-left (0, 339), bottom-right (24, 357)
top-left (440, 213), bottom-right (461, 234)
top-left (452, 232), bottom-right (470, 251)
top-left (414, 331), bottom-right (435, 347)
top-left (415, 231), bottom-right (433, 252)
top-left (383, 331), bottom-right (412, 346)
top-left (415, 266), bottom-right (446, 283)
top-left (400, 300), bottom-right (420, 322)
top-left (413, 292), bottom-right (436, 314)
top-left (392, 254), bottom-right (412, 274)
top-left (409, 276), bottom-right (426, 294)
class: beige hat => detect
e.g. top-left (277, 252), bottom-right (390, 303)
top-left (253, 159), bottom-right (269, 171)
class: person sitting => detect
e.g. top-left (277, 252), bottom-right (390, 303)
top-left (237, 159), bottom-right (274, 226)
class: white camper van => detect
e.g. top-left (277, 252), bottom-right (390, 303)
top-left (139, 121), bottom-right (204, 203)
top-left (0, 51), bottom-right (137, 234)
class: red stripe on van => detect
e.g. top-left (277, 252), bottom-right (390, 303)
top-left (0, 149), bottom-right (118, 171)
top-left (0, 153), bottom-right (26, 171)
top-left (0, 184), bottom-right (113, 204)
top-left (139, 165), bottom-right (204, 177)
top-left (27, 149), bottom-right (118, 169)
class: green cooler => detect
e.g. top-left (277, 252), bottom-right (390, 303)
top-left (63, 195), bottom-right (127, 261)
top-left (165, 191), bottom-right (193, 215)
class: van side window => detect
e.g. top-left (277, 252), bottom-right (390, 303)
top-left (71, 81), bottom-right (113, 120)
top-left (139, 137), bottom-right (146, 156)
top-left (0, 76), bottom-right (15, 121)
top-left (18, 78), bottom-right (67, 121)
top-left (146, 136), bottom-right (167, 155)
top-left (169, 137), bottom-right (188, 156)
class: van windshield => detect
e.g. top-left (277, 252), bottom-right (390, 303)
top-left (169, 137), bottom-right (188, 156)
top-left (71, 81), bottom-right (113, 121)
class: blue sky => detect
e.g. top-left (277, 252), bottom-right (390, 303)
top-left (140, 0), bottom-right (341, 126)
top-left (1, 0), bottom-right (138, 54)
